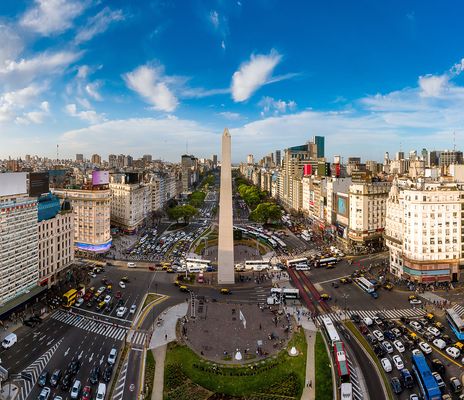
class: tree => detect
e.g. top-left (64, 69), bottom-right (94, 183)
top-left (151, 209), bottom-right (164, 225)
top-left (167, 206), bottom-right (184, 222)
top-left (249, 203), bottom-right (282, 224)
top-left (189, 191), bottom-right (206, 208)
top-left (181, 204), bottom-right (198, 223)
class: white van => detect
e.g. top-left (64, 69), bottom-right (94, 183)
top-left (96, 383), bottom-right (106, 400)
top-left (127, 262), bottom-right (136, 268)
top-left (1, 333), bottom-right (17, 349)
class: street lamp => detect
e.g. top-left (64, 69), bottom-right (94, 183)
top-left (342, 293), bottom-right (349, 321)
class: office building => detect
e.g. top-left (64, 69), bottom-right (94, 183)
top-left (91, 154), bottom-right (101, 165)
top-left (76, 154), bottom-right (84, 162)
top-left (275, 150), bottom-right (281, 167)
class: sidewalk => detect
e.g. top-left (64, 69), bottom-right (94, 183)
top-left (151, 346), bottom-right (167, 400)
top-left (301, 329), bottom-right (316, 400)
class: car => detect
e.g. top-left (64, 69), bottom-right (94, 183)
top-left (391, 377), bottom-right (402, 394)
top-left (373, 316), bottom-right (382, 326)
top-left (53, 397), bottom-right (63, 400)
top-left (373, 330), bottom-right (384, 342)
top-left (359, 324), bottom-right (368, 335)
top-left (38, 370), bottom-right (49, 387)
top-left (391, 328), bottom-right (401, 338)
top-left (393, 340), bottom-right (405, 353)
top-left (366, 333), bottom-right (377, 345)
top-left (384, 331), bottom-right (395, 341)
top-left (70, 380), bottom-right (81, 399)
top-left (108, 348), bottom-right (117, 365)
top-left (410, 299), bottom-right (422, 305)
top-left (432, 372), bottom-right (446, 392)
top-left (121, 276), bottom-right (130, 283)
top-left (409, 395), bottom-right (419, 400)
top-left (350, 314), bottom-right (361, 323)
top-left (104, 295), bottom-right (111, 304)
top-left (419, 341), bottom-right (432, 354)
top-left (89, 366), bottom-right (100, 385)
top-left (445, 346), bottom-right (460, 359)
top-left (60, 374), bottom-right (72, 391)
top-left (371, 291), bottom-right (379, 299)
top-left (373, 344), bottom-right (385, 357)
top-left (116, 306), bottom-right (127, 317)
top-left (130, 304), bottom-right (137, 314)
top-left (81, 386), bottom-right (92, 400)
top-left (75, 298), bottom-right (84, 307)
top-left (401, 369), bottom-right (414, 389)
top-left (382, 341), bottom-right (394, 354)
top-left (409, 321), bottom-right (422, 331)
top-left (427, 326), bottom-right (441, 337)
top-left (363, 317), bottom-right (373, 326)
top-left (441, 334), bottom-right (453, 344)
top-left (429, 358), bottom-right (445, 375)
top-left (433, 338), bottom-right (446, 350)
top-left (67, 359), bottom-right (80, 375)
top-left (103, 364), bottom-right (113, 383)
top-left (392, 355), bottom-right (404, 370)
top-left (424, 331), bottom-right (435, 342)
top-left (381, 358), bottom-right (392, 372)
top-left (38, 387), bottom-right (51, 400)
top-left (89, 272), bottom-right (96, 278)
top-left (49, 369), bottom-right (61, 387)
top-left (117, 299), bottom-right (124, 307)
top-left (450, 376), bottom-right (463, 393)
top-left (119, 281), bottom-right (126, 289)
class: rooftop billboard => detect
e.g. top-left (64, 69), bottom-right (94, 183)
top-left (92, 170), bottom-right (109, 186)
top-left (0, 172), bottom-right (28, 196)
top-left (29, 172), bottom-right (50, 196)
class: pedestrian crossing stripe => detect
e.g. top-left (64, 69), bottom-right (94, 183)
top-left (112, 360), bottom-right (128, 400)
top-left (452, 304), bottom-right (464, 317)
top-left (315, 308), bottom-right (426, 324)
top-left (52, 311), bottom-right (127, 340)
top-left (346, 357), bottom-right (363, 400)
top-left (126, 329), bottom-right (148, 347)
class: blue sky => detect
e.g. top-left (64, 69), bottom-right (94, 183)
top-left (1, 0), bottom-right (464, 162)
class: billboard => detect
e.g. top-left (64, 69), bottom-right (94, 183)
top-left (29, 172), bottom-right (50, 196)
top-left (125, 172), bottom-right (140, 184)
top-left (303, 164), bottom-right (312, 176)
top-left (0, 172), bottom-right (28, 196)
top-left (336, 195), bottom-right (348, 217)
top-left (76, 239), bottom-right (112, 253)
top-left (92, 170), bottom-right (109, 186)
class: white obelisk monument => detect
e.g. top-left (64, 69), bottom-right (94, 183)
top-left (217, 128), bottom-right (235, 284)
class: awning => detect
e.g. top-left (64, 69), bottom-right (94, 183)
top-left (0, 285), bottom-right (47, 320)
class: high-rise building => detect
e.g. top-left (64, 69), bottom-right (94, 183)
top-left (212, 154), bottom-right (218, 168)
top-left (314, 136), bottom-right (325, 158)
top-left (76, 154), bottom-right (84, 162)
top-left (275, 150), bottom-right (281, 167)
top-left (53, 188), bottom-right (112, 253)
top-left (247, 154), bottom-right (254, 165)
top-left (0, 173), bottom-right (39, 305)
top-left (142, 154), bottom-right (152, 163)
top-left (124, 155), bottom-right (133, 167)
top-left (439, 150), bottom-right (463, 167)
top-left (91, 154), bottom-right (101, 165)
top-left (181, 154), bottom-right (198, 192)
top-left (395, 151), bottom-right (405, 161)
top-left (108, 154), bottom-right (117, 168)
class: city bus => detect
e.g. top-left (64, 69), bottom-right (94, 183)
top-left (271, 235), bottom-right (287, 248)
top-left (270, 288), bottom-right (300, 300)
top-left (315, 257), bottom-right (338, 268)
top-left (244, 260), bottom-right (270, 271)
top-left (320, 316), bottom-right (340, 344)
top-left (286, 257), bottom-right (308, 268)
top-left (334, 341), bottom-right (350, 383)
top-left (411, 353), bottom-right (441, 400)
top-left (63, 289), bottom-right (78, 308)
top-left (445, 308), bottom-right (464, 340)
top-left (340, 383), bottom-right (353, 400)
top-left (355, 277), bottom-right (375, 294)
top-left (185, 258), bottom-right (211, 273)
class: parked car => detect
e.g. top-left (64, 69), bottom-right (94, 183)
top-left (445, 346), bottom-right (460, 359)
top-left (393, 340), bottom-right (405, 353)
top-left (70, 380), bottom-right (81, 399)
top-left (38, 370), bottom-right (49, 387)
top-left (382, 341), bottom-right (394, 354)
top-left (433, 338), bottom-right (446, 350)
top-left (103, 364), bottom-right (113, 383)
top-left (401, 369), bottom-right (414, 389)
top-left (49, 369), bottom-right (61, 388)
top-left (419, 341), bottom-right (432, 354)
top-left (450, 376), bottom-right (463, 393)
top-left (81, 386), bottom-right (92, 400)
top-left (392, 355), bottom-right (404, 370)
top-left (381, 358), bottom-right (392, 372)
top-left (38, 387), bottom-right (51, 400)
top-left (373, 330), bottom-right (384, 342)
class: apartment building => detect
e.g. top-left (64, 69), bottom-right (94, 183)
top-left (385, 180), bottom-right (463, 282)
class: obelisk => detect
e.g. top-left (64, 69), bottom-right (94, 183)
top-left (217, 128), bottom-right (235, 284)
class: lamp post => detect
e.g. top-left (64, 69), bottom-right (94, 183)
top-left (342, 293), bottom-right (349, 321)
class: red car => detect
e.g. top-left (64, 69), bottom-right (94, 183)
top-left (115, 291), bottom-right (122, 299)
top-left (82, 386), bottom-right (92, 400)
top-left (149, 265), bottom-right (155, 271)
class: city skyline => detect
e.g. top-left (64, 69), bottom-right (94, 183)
top-left (1, 1), bottom-right (464, 162)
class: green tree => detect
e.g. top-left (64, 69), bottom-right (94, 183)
top-left (188, 191), bottom-right (206, 208)
top-left (167, 206), bottom-right (184, 222)
top-left (249, 203), bottom-right (282, 224)
top-left (181, 204), bottom-right (198, 223)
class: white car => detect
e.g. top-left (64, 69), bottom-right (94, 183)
top-left (392, 355), bottom-right (404, 370)
top-left (410, 298), bottom-right (422, 305)
top-left (70, 380), bottom-right (81, 399)
top-left (104, 295), bottom-right (111, 304)
top-left (381, 358), bottom-right (392, 372)
top-left (119, 281), bottom-right (126, 289)
top-left (129, 304), bottom-right (137, 314)
top-left (427, 326), bottom-right (441, 337)
top-left (419, 341), bottom-right (432, 354)
top-left (373, 330), bottom-right (384, 342)
top-left (409, 321), bottom-right (422, 331)
top-left (116, 306), bottom-right (127, 318)
top-left (393, 340), bottom-right (405, 353)
top-left (363, 317), bottom-right (373, 326)
top-left (433, 339), bottom-right (446, 350)
top-left (107, 348), bottom-right (117, 365)
top-left (75, 298), bottom-right (84, 307)
top-left (88, 272), bottom-right (96, 278)
top-left (412, 348), bottom-right (422, 356)
top-left (445, 346), bottom-right (461, 359)
top-left (38, 387), bottom-right (51, 400)
top-left (382, 341), bottom-right (394, 354)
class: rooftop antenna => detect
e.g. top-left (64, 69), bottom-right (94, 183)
top-left (186, 138), bottom-right (189, 154)
top-left (453, 130), bottom-right (456, 151)
top-left (56, 144), bottom-right (59, 161)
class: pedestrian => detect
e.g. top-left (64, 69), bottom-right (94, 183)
top-left (165, 333), bottom-right (167, 340)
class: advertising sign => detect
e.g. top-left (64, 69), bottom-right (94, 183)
top-left (0, 172), bottom-right (27, 196)
top-left (92, 170), bottom-right (109, 185)
top-left (29, 172), bottom-right (50, 196)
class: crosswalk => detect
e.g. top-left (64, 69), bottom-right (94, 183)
top-left (254, 287), bottom-right (268, 305)
top-left (52, 310), bottom-right (127, 340)
top-left (12, 339), bottom-right (63, 400)
top-left (452, 304), bottom-right (464, 317)
top-left (112, 359), bottom-right (128, 400)
top-left (346, 356), bottom-right (362, 400)
top-left (316, 307), bottom-right (426, 324)
top-left (126, 329), bottom-right (148, 347)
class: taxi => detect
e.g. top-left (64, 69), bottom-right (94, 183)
top-left (179, 285), bottom-right (188, 292)
top-left (320, 293), bottom-right (331, 301)
top-left (220, 288), bottom-right (231, 295)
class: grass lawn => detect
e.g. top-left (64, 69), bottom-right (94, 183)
top-left (164, 329), bottom-right (307, 398)
top-left (314, 332), bottom-right (333, 400)
top-left (144, 350), bottom-right (155, 399)
top-left (344, 321), bottom-right (393, 399)
top-left (142, 293), bottom-right (163, 310)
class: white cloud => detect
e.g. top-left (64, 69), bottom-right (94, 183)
top-left (419, 74), bottom-right (449, 97)
top-left (75, 7), bottom-right (125, 44)
top-left (0, 84), bottom-right (48, 124)
top-left (259, 96), bottom-right (296, 116)
top-left (20, 0), bottom-right (88, 36)
top-left (231, 50), bottom-right (282, 102)
top-left (0, 25), bottom-right (24, 65)
top-left (209, 10), bottom-right (220, 29)
top-left (65, 103), bottom-right (105, 124)
top-left (218, 111), bottom-right (242, 120)
top-left (16, 101), bottom-right (50, 125)
top-left (77, 65), bottom-right (90, 79)
top-left (85, 82), bottom-right (102, 101)
top-left (221, 40), bottom-right (226, 50)
top-left (124, 65), bottom-right (178, 112)
top-left (0, 51), bottom-right (82, 86)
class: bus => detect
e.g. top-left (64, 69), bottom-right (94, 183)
top-left (446, 308), bottom-right (464, 340)
top-left (315, 257), bottom-right (338, 268)
top-left (334, 341), bottom-right (350, 382)
top-left (269, 287), bottom-right (300, 301)
top-left (63, 289), bottom-right (78, 308)
top-left (320, 316), bottom-right (340, 344)
top-left (185, 258), bottom-right (211, 273)
top-left (340, 383), bottom-right (353, 400)
top-left (411, 353), bottom-right (441, 400)
top-left (271, 235), bottom-right (287, 248)
top-left (355, 277), bottom-right (375, 294)
top-left (244, 260), bottom-right (270, 271)
top-left (286, 257), bottom-right (308, 268)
